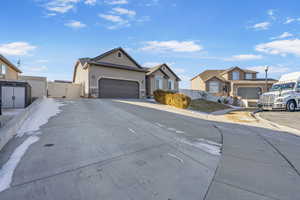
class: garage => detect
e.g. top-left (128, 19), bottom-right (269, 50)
top-left (98, 78), bottom-right (139, 98)
top-left (237, 87), bottom-right (261, 99)
top-left (0, 81), bottom-right (31, 108)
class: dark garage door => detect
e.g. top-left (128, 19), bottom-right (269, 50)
top-left (237, 87), bottom-right (261, 99)
top-left (98, 78), bottom-right (139, 98)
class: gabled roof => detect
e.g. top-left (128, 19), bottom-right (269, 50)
top-left (0, 54), bottom-right (22, 73)
top-left (191, 66), bottom-right (258, 81)
top-left (91, 47), bottom-right (143, 69)
top-left (220, 66), bottom-right (257, 75)
top-left (191, 70), bottom-right (226, 81)
top-left (146, 63), bottom-right (181, 81)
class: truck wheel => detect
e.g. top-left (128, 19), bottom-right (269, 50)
top-left (287, 100), bottom-right (296, 112)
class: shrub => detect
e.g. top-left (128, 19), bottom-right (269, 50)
top-left (153, 90), bottom-right (191, 109)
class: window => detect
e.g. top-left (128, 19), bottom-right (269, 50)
top-left (245, 73), bottom-right (252, 79)
top-left (117, 52), bottom-right (122, 58)
top-left (208, 81), bottom-right (219, 93)
top-left (232, 71), bottom-right (239, 80)
top-left (155, 76), bottom-right (163, 89)
top-left (0, 64), bottom-right (6, 75)
top-left (271, 82), bottom-right (295, 91)
top-left (297, 82), bottom-right (300, 89)
top-left (168, 79), bottom-right (174, 90)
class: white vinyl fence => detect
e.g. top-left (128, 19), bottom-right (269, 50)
top-left (47, 82), bottom-right (82, 98)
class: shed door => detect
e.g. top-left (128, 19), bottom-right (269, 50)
top-left (1, 86), bottom-right (25, 108)
top-left (14, 87), bottom-right (25, 108)
top-left (237, 87), bottom-right (261, 99)
top-left (2, 87), bottom-right (14, 108)
top-left (99, 78), bottom-right (139, 98)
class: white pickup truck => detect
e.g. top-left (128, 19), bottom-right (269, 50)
top-left (258, 72), bottom-right (300, 111)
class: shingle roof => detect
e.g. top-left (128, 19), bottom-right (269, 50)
top-left (191, 66), bottom-right (259, 81)
top-left (0, 54), bottom-right (22, 73)
top-left (91, 47), bottom-right (143, 69)
top-left (146, 64), bottom-right (181, 81)
top-left (88, 61), bottom-right (147, 72)
top-left (191, 70), bottom-right (226, 81)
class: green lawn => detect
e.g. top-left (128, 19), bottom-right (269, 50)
top-left (189, 99), bottom-right (231, 113)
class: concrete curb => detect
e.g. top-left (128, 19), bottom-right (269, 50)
top-left (210, 107), bottom-right (244, 116)
top-left (0, 98), bottom-right (43, 151)
top-left (252, 112), bottom-right (300, 136)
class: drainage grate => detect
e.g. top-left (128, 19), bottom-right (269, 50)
top-left (44, 144), bottom-right (54, 147)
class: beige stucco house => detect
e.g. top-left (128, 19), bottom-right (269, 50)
top-left (145, 64), bottom-right (181, 96)
top-left (0, 54), bottom-right (22, 80)
top-left (73, 48), bottom-right (181, 98)
top-left (191, 66), bottom-right (277, 100)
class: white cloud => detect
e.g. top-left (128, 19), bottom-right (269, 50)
top-left (112, 7), bottom-right (136, 17)
top-left (284, 17), bottom-right (296, 24)
top-left (47, 13), bottom-right (57, 16)
top-left (104, 0), bottom-right (128, 5)
top-left (226, 54), bottom-right (263, 61)
top-left (84, 0), bottom-right (96, 5)
top-left (146, 0), bottom-right (159, 6)
top-left (267, 9), bottom-right (276, 20)
top-left (99, 14), bottom-right (130, 29)
top-left (23, 66), bottom-right (48, 72)
top-left (45, 0), bottom-right (80, 13)
top-left (0, 42), bottom-right (36, 56)
top-left (247, 65), bottom-right (290, 74)
top-left (251, 22), bottom-right (270, 30)
top-left (255, 39), bottom-right (300, 56)
top-left (270, 32), bottom-right (293, 40)
top-left (35, 59), bottom-right (49, 63)
top-left (65, 20), bottom-right (86, 28)
top-left (141, 40), bottom-right (203, 53)
top-left (99, 14), bottom-right (127, 23)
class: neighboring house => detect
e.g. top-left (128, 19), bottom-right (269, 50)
top-left (145, 64), bottom-right (181, 96)
top-left (0, 54), bottom-right (22, 80)
top-left (0, 55), bottom-right (31, 108)
top-left (191, 66), bottom-right (277, 100)
top-left (73, 48), bottom-right (181, 98)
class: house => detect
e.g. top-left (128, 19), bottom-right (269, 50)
top-left (73, 48), bottom-right (181, 98)
top-left (0, 54), bottom-right (22, 80)
top-left (145, 64), bottom-right (181, 96)
top-left (191, 66), bottom-right (277, 100)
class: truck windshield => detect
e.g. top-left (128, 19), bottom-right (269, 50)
top-left (271, 82), bottom-right (295, 91)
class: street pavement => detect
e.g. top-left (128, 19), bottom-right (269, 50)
top-left (0, 99), bottom-right (300, 200)
top-left (260, 111), bottom-right (300, 131)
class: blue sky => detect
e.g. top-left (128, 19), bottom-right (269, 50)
top-left (1, 0), bottom-right (300, 88)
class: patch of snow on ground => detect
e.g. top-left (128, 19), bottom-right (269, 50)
top-left (17, 98), bottom-right (64, 137)
top-left (2, 109), bottom-right (24, 116)
top-left (0, 136), bottom-right (39, 192)
top-left (178, 138), bottom-right (221, 156)
top-left (0, 98), bottom-right (64, 193)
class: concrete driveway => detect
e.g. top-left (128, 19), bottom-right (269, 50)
top-left (260, 111), bottom-right (300, 131)
top-left (0, 99), bottom-right (300, 200)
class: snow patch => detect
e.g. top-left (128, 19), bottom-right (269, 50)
top-left (178, 138), bottom-right (221, 156)
top-left (0, 136), bottom-right (39, 192)
top-left (17, 98), bottom-right (64, 137)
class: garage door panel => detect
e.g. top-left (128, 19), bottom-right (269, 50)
top-left (99, 78), bottom-right (139, 99)
top-left (237, 87), bottom-right (261, 99)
